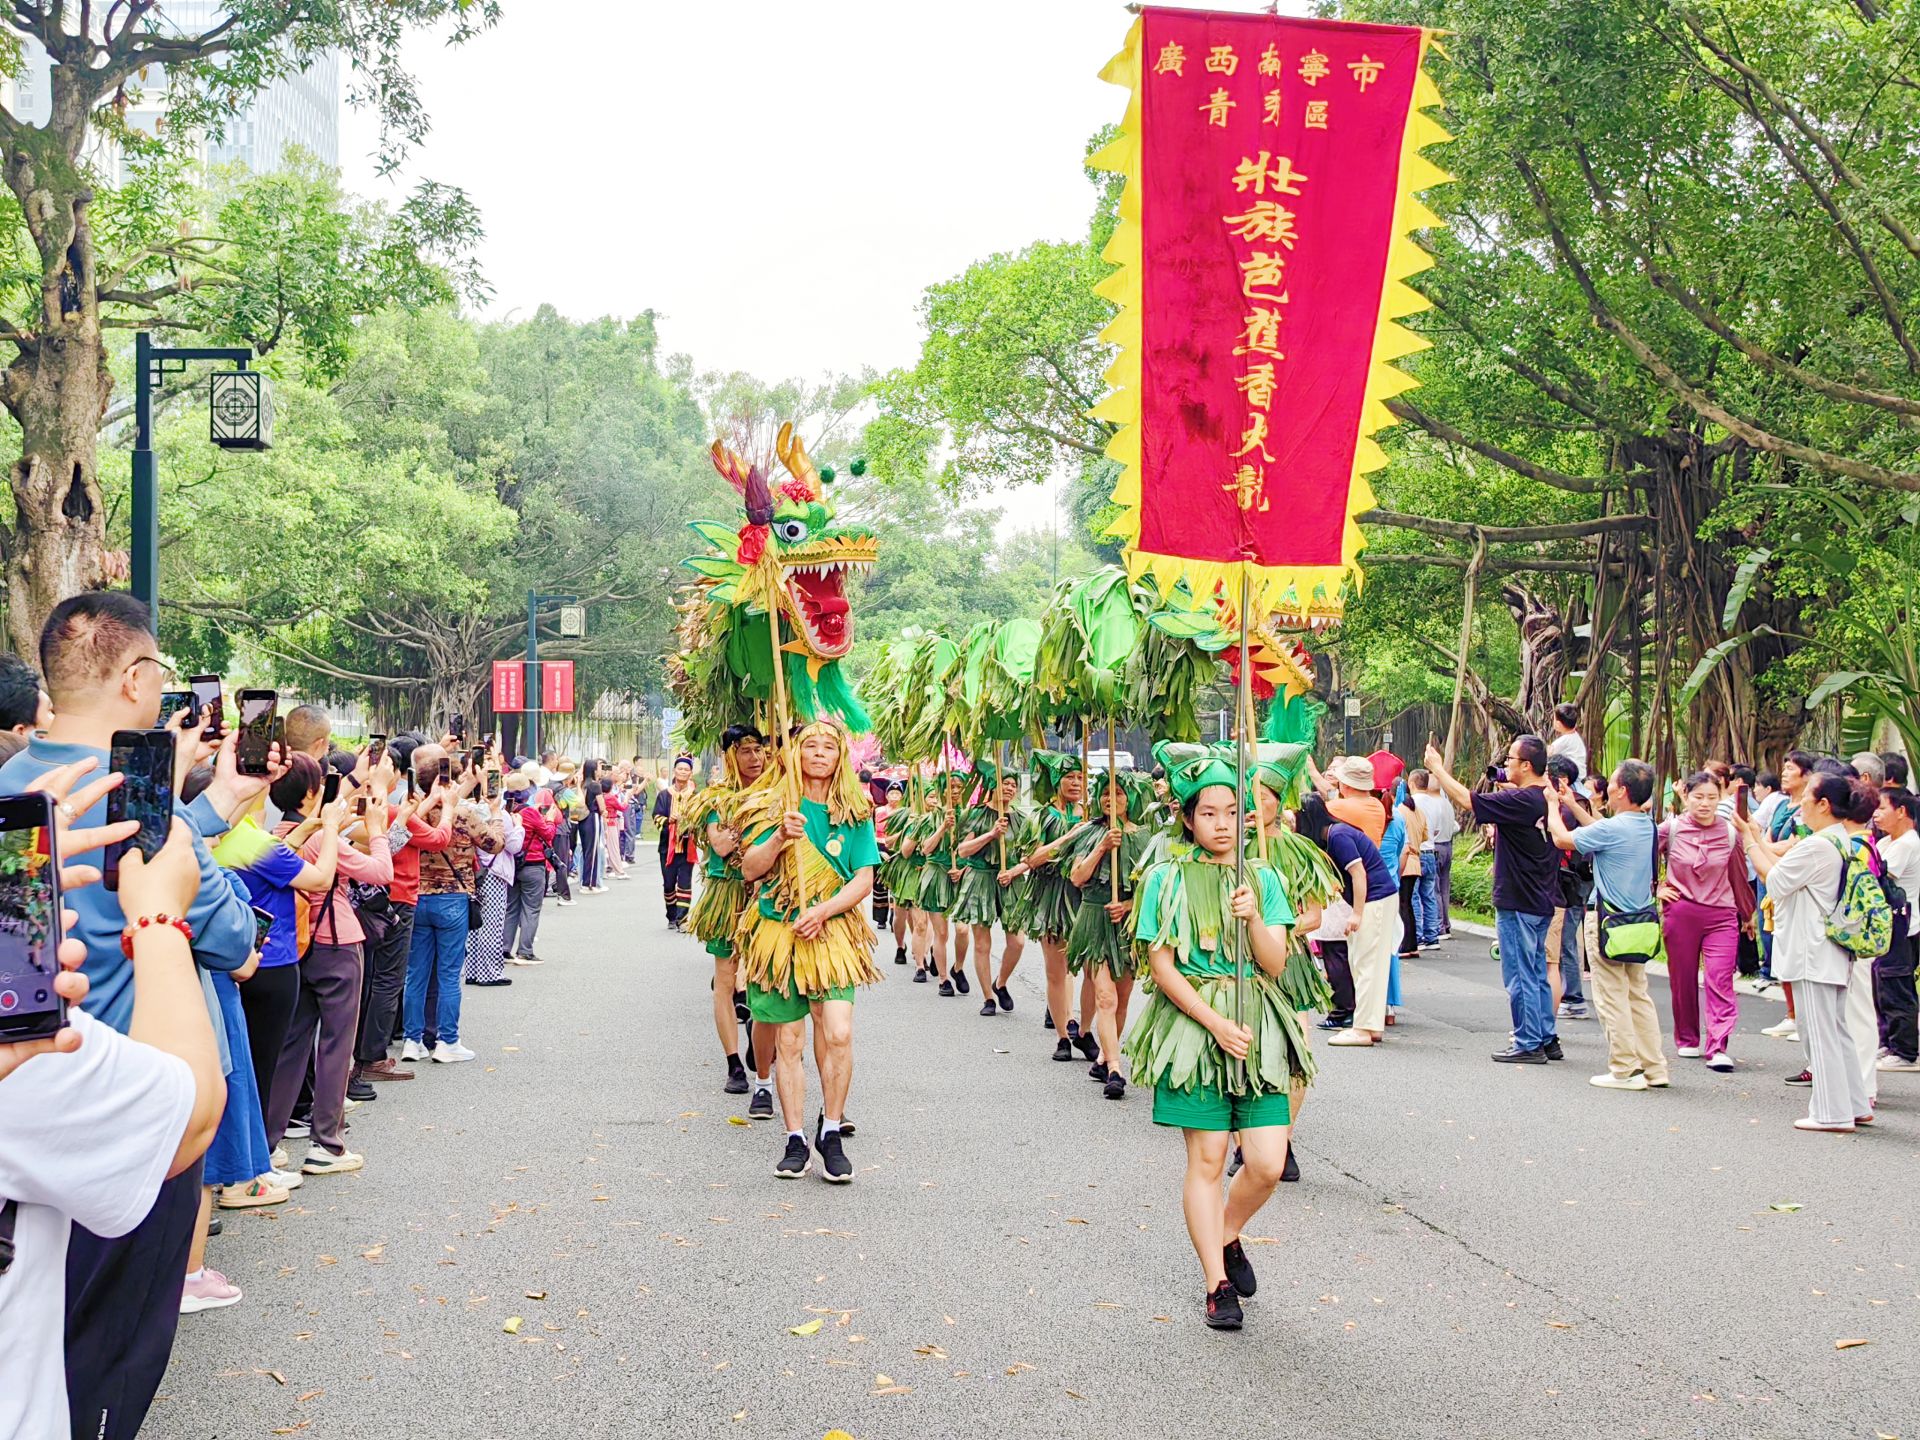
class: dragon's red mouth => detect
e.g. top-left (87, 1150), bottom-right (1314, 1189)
top-left (784, 562), bottom-right (857, 657)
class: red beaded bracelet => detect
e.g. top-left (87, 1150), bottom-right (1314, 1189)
top-left (120, 913), bottom-right (195, 959)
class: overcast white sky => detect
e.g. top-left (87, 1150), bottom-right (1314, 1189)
top-left (340, 0), bottom-right (1309, 528)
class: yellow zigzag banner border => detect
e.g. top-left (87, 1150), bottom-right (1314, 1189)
top-left (1088, 17), bottom-right (1452, 624)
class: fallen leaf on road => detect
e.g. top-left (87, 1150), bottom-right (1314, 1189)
top-left (727, 1115), bottom-right (750, 1125)
top-left (295, 1389), bottom-right (323, 1403)
top-left (1835, 1338), bottom-right (1872, 1350)
top-left (1769, 1202), bottom-right (1804, 1213)
top-left (712, 1361), bottom-right (728, 1371)
top-left (254, 1369), bottom-right (287, 1386)
top-left (913, 1345), bottom-right (948, 1358)
top-left (316, 1256), bottom-right (337, 1267)
top-left (1006, 1362), bottom-right (1036, 1375)
top-left (502, 1046), bottom-right (519, 1052)
top-left (502, 1317), bottom-right (522, 1335)
top-left (525, 1291), bottom-right (546, 1301)
top-left (733, 1412), bottom-right (748, 1423)
top-left (943, 1315), bottom-right (955, 1325)
top-left (1545, 1321), bottom-right (1572, 1329)
top-left (270, 1424), bottom-right (311, 1435)
top-left (875, 1373), bottom-right (893, 1385)
top-left (1064, 1217), bottom-right (1089, 1225)
top-left (871, 1385), bottom-right (911, 1397)
top-left (1066, 1390), bottom-right (1087, 1400)
top-left (360, 1245), bottom-right (386, 1262)
top-left (789, 1319), bottom-right (824, 1336)
top-left (1092, 1302), bottom-right (1124, 1310)
top-left (1152, 1316), bottom-right (1171, 1323)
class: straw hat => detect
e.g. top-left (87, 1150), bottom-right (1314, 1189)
top-left (1329, 755), bottom-right (1378, 791)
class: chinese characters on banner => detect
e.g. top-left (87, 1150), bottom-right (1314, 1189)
top-left (491, 660), bottom-right (526, 713)
top-left (539, 659), bottom-right (576, 715)
top-left (1094, 9), bottom-right (1448, 618)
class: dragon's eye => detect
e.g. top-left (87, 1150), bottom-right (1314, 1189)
top-left (773, 519), bottom-right (809, 545)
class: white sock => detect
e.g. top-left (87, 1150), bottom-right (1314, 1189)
top-left (820, 1119), bottom-right (840, 1137)
top-left (185, 1267), bottom-right (206, 1283)
top-left (753, 1078), bottom-right (771, 1094)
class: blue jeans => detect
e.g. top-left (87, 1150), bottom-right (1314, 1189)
top-left (1558, 904), bottom-right (1586, 1004)
top-left (1495, 908), bottom-right (1556, 1051)
top-left (1414, 852), bottom-right (1440, 944)
top-left (404, 892), bottom-right (470, 1045)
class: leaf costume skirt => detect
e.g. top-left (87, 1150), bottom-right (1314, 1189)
top-left (915, 862), bottom-right (957, 915)
top-left (1280, 942), bottom-right (1334, 1015)
top-left (1028, 875), bottom-right (1082, 944)
top-left (1124, 972), bottom-right (1316, 1094)
top-left (1066, 894), bottom-right (1138, 979)
top-left (688, 873), bottom-right (747, 951)
top-left (950, 866), bottom-right (1002, 927)
top-left (880, 852), bottom-right (922, 908)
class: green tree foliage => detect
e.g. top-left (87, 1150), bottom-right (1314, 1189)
top-left (0, 0), bottom-right (494, 651)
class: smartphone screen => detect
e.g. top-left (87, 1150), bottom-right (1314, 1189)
top-left (322, 772), bottom-right (342, 806)
top-left (451, 712), bottom-right (466, 743)
top-left (469, 745), bottom-right (485, 773)
top-left (367, 734), bottom-right (387, 769)
top-left (189, 674), bottom-right (224, 739)
top-left (487, 770), bottom-right (501, 799)
top-left (236, 689), bottom-right (276, 777)
top-left (250, 905), bottom-right (275, 952)
top-left (354, 795), bottom-right (368, 817)
top-left (158, 689), bottom-right (196, 727)
top-left (438, 757), bottom-right (451, 788)
top-left (0, 793), bottom-right (64, 1041)
top-left (105, 729), bottom-right (175, 891)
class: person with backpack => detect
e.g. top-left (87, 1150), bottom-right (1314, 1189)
top-left (1655, 772), bottom-right (1750, 1073)
top-left (1738, 773), bottom-right (1875, 1132)
top-left (1871, 787), bottom-right (1920, 1072)
top-left (1547, 760), bottom-right (1668, 1090)
top-left (1837, 779), bottom-right (1889, 1114)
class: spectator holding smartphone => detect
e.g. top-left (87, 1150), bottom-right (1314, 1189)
top-left (0, 761), bottom-right (222, 1439)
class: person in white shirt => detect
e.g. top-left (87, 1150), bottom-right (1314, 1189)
top-left (1871, 788), bottom-right (1920, 1070)
top-left (1739, 774), bottom-right (1869, 1131)
top-left (1547, 704), bottom-right (1590, 797)
top-left (1410, 768), bottom-right (1459, 939)
top-left (0, 762), bottom-right (224, 1440)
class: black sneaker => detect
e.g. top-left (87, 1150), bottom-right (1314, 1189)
top-left (346, 1077), bottom-right (377, 1104)
top-left (1543, 1037), bottom-right (1565, 1061)
top-left (950, 969), bottom-right (968, 994)
top-left (723, 1066), bottom-right (749, 1096)
top-left (1067, 1019), bottom-right (1081, 1039)
top-left (995, 984), bottom-right (1014, 1013)
top-left (1227, 1145), bottom-right (1244, 1178)
top-left (1088, 1060), bottom-right (1109, 1082)
top-left (938, 979), bottom-right (955, 997)
top-left (1222, 1238), bottom-right (1258, 1297)
top-left (1281, 1147), bottom-right (1300, 1183)
top-left (913, 968), bottom-right (929, 984)
top-left (748, 1088), bottom-right (774, 1119)
top-left (1491, 1046), bottom-right (1549, 1065)
top-left (1204, 1280), bottom-right (1244, 1330)
top-left (1316, 1014), bottom-right (1354, 1031)
top-left (1103, 1072), bottom-right (1126, 1101)
top-left (774, 1135), bottom-right (810, 1179)
top-left (1044, 1010), bottom-right (1055, 1030)
top-left (1785, 1069), bottom-right (1813, 1086)
top-left (206, 1214), bottom-right (223, 1238)
top-left (817, 1128), bottom-right (853, 1184)
top-left (980, 1000), bottom-right (998, 1017)
top-left (733, 997), bottom-right (750, 1024)
top-left (1053, 1037), bottom-right (1075, 1062)
top-left (1073, 1031), bottom-right (1101, 1062)
top-left (894, 945), bottom-right (908, 966)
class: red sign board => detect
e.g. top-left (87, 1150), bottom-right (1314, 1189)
top-left (540, 660), bottom-right (575, 714)
top-left (491, 660), bottom-right (526, 713)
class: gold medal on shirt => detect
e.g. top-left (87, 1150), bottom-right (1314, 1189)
top-left (826, 835), bottom-right (844, 858)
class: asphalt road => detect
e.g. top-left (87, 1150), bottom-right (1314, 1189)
top-left (154, 864), bottom-right (1918, 1440)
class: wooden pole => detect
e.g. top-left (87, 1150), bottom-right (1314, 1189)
top-left (763, 568), bottom-right (805, 907)
top-left (1107, 714), bottom-right (1121, 904)
top-left (996, 739), bottom-right (1008, 870)
top-left (1243, 666), bottom-right (1268, 862)
top-left (1444, 528), bottom-right (1487, 771)
top-left (1231, 567), bottom-right (1252, 1094)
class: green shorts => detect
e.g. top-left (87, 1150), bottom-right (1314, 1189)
top-left (706, 938), bottom-right (734, 960)
top-left (746, 976), bottom-right (856, 1025)
top-left (1151, 1080), bottom-right (1291, 1133)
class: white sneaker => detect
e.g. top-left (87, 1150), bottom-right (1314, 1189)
top-left (1760, 1018), bottom-right (1799, 1039)
top-left (400, 1039), bottom-right (427, 1062)
top-left (269, 1146), bottom-right (289, 1171)
top-left (1675, 1045), bottom-right (1704, 1058)
top-left (342, 1096), bottom-right (364, 1112)
top-left (266, 1167), bottom-right (305, 1192)
top-left (1875, 1054), bottom-right (1920, 1072)
top-left (301, 1147), bottom-right (364, 1176)
top-left (1704, 1052), bottom-right (1735, 1072)
top-left (432, 1041), bottom-right (476, 1064)
top-left (1590, 1072), bottom-right (1649, 1091)
top-left (283, 1119), bottom-right (310, 1140)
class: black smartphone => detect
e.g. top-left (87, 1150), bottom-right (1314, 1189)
top-left (451, 712), bottom-right (466, 743)
top-left (322, 772), bottom-right (342, 806)
top-left (353, 795), bottom-right (368, 817)
top-left (105, 728), bottom-right (176, 892)
top-left (468, 745), bottom-right (485, 773)
top-left (158, 689), bottom-right (197, 727)
top-left (250, 904), bottom-right (275, 952)
top-left (236, 689), bottom-right (276, 777)
top-left (486, 770), bottom-right (502, 799)
top-left (0, 792), bottom-right (65, 1041)
top-left (437, 757), bottom-right (451, 788)
top-left (189, 674), bottom-right (224, 739)
top-left (367, 734), bottom-right (387, 769)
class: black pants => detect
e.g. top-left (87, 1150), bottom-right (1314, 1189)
top-left (1876, 924), bottom-right (1917, 1063)
top-left (65, 1160), bottom-right (203, 1440)
top-left (1397, 875), bottom-right (1419, 958)
top-left (547, 824), bottom-right (574, 901)
top-left (1321, 939), bottom-right (1354, 1020)
top-left (238, 960), bottom-right (300, 1129)
top-left (357, 902), bottom-right (414, 1065)
top-left (660, 846), bottom-right (694, 924)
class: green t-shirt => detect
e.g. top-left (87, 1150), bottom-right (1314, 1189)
top-left (701, 805), bottom-right (731, 880)
top-left (751, 797), bottom-right (880, 921)
top-left (1132, 861), bottom-right (1294, 978)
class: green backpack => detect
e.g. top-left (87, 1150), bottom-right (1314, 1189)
top-left (1824, 835), bottom-right (1893, 959)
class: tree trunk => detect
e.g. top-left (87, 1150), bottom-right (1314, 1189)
top-left (4, 334), bottom-right (113, 653)
top-left (1502, 581), bottom-right (1579, 731)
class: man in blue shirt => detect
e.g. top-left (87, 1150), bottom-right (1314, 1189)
top-left (1547, 759), bottom-right (1669, 1091)
top-left (0, 590), bottom-right (273, 1440)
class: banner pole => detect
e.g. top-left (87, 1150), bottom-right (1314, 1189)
top-left (1108, 713), bottom-right (1121, 904)
top-left (1232, 566), bottom-right (1252, 1094)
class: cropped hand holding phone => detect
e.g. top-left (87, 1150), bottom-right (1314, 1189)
top-left (116, 819), bottom-right (203, 922)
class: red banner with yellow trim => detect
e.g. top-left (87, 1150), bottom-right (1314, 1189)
top-left (1091, 8), bottom-right (1449, 622)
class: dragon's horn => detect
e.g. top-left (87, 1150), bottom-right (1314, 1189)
top-left (709, 439), bottom-right (753, 496)
top-left (742, 463), bottom-right (775, 528)
top-left (775, 421), bottom-right (822, 500)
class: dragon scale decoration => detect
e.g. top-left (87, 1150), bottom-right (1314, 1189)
top-left (666, 423), bottom-right (878, 749)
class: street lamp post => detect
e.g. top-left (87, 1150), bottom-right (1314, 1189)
top-left (523, 589), bottom-right (578, 762)
top-left (132, 331), bottom-right (270, 614)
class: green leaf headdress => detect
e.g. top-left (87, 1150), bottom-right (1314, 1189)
top-left (1029, 749), bottom-right (1084, 807)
